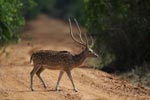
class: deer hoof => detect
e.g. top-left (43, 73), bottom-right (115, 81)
top-left (31, 88), bottom-right (34, 91)
top-left (43, 85), bottom-right (47, 89)
top-left (74, 89), bottom-right (78, 92)
top-left (55, 88), bottom-right (60, 91)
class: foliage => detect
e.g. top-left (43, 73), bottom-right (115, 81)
top-left (121, 62), bottom-right (150, 87)
top-left (23, 0), bottom-right (85, 23)
top-left (0, 0), bottom-right (24, 46)
top-left (53, 0), bottom-right (85, 22)
top-left (0, 0), bottom-right (85, 47)
top-left (85, 0), bottom-right (150, 72)
top-left (21, 0), bottom-right (37, 19)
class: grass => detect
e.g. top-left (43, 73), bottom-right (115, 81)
top-left (87, 58), bottom-right (102, 69)
top-left (88, 57), bottom-right (150, 87)
top-left (119, 63), bottom-right (150, 87)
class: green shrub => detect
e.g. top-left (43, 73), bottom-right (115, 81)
top-left (21, 0), bottom-right (37, 19)
top-left (0, 0), bottom-right (24, 46)
top-left (53, 0), bottom-right (85, 22)
top-left (22, 0), bottom-right (85, 23)
top-left (122, 62), bottom-right (150, 87)
top-left (85, 0), bottom-right (150, 72)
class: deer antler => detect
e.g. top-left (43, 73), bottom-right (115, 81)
top-left (69, 18), bottom-right (94, 48)
top-left (69, 18), bottom-right (86, 46)
top-left (89, 36), bottom-right (95, 48)
top-left (73, 18), bottom-right (86, 44)
top-left (73, 18), bottom-right (90, 47)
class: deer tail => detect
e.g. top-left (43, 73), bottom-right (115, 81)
top-left (30, 54), bottom-right (33, 64)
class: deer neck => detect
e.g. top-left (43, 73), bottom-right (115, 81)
top-left (73, 50), bottom-right (86, 67)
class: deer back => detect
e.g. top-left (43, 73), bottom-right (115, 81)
top-left (31, 50), bottom-right (74, 67)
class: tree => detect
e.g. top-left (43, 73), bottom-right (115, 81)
top-left (0, 0), bottom-right (24, 46)
top-left (85, 0), bottom-right (150, 72)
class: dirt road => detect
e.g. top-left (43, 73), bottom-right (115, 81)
top-left (0, 15), bottom-right (149, 100)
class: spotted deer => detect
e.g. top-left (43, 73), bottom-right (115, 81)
top-left (30, 18), bottom-right (98, 92)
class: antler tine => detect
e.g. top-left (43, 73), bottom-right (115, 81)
top-left (84, 31), bottom-right (89, 47)
top-left (68, 18), bottom-right (86, 46)
top-left (89, 36), bottom-right (95, 48)
top-left (73, 18), bottom-right (86, 44)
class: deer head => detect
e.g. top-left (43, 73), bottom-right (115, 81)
top-left (68, 18), bottom-right (98, 58)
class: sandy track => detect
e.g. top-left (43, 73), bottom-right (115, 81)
top-left (0, 15), bottom-right (149, 100)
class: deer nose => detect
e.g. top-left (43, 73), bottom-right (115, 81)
top-left (94, 53), bottom-right (99, 58)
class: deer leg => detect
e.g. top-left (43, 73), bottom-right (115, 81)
top-left (66, 70), bottom-right (78, 92)
top-left (30, 65), bottom-right (41, 91)
top-left (36, 68), bottom-right (47, 89)
top-left (55, 70), bottom-right (64, 91)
